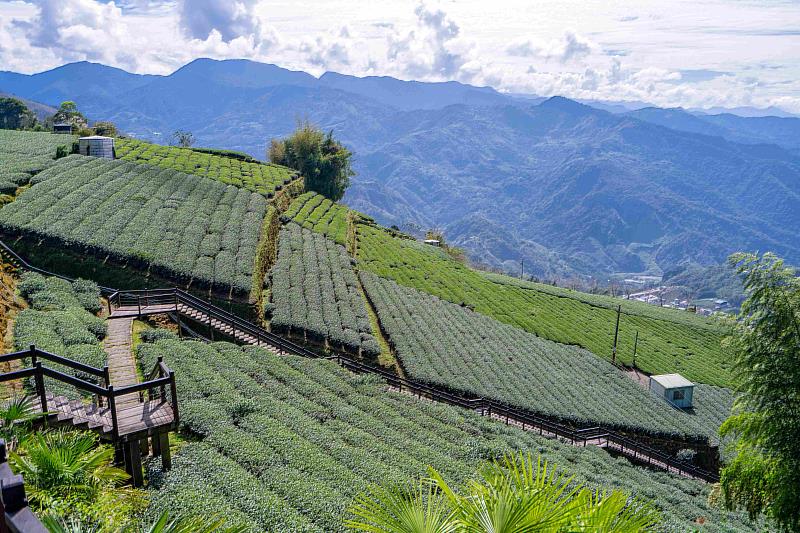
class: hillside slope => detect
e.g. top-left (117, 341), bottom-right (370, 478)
top-left (4, 59), bottom-right (798, 279)
top-left (139, 337), bottom-right (753, 532)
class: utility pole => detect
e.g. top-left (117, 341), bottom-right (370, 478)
top-left (611, 304), bottom-right (621, 364)
top-left (520, 259), bottom-right (524, 279)
top-left (632, 330), bottom-right (639, 369)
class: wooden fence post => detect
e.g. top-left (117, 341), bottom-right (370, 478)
top-left (33, 362), bottom-right (47, 416)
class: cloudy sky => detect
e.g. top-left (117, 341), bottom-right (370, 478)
top-left (1, 0), bottom-right (798, 112)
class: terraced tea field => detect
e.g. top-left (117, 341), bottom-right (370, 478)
top-left (12, 272), bottom-right (106, 399)
top-left (115, 138), bottom-right (298, 197)
top-left (138, 337), bottom-right (753, 532)
top-left (0, 155), bottom-right (267, 293)
top-left (360, 272), bottom-right (727, 438)
top-left (357, 224), bottom-right (731, 387)
top-left (283, 191), bottom-right (351, 245)
top-left (268, 223), bottom-right (379, 356)
top-left (0, 130), bottom-right (75, 192)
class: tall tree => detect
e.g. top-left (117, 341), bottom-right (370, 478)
top-left (52, 101), bottom-right (88, 128)
top-left (720, 252), bottom-right (800, 530)
top-left (0, 97), bottom-right (37, 130)
top-left (269, 121), bottom-right (354, 201)
top-left (172, 129), bottom-right (195, 148)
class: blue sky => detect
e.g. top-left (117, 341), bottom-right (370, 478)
top-left (1, 0), bottom-right (798, 113)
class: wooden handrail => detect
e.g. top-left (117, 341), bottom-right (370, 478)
top-left (0, 368), bottom-right (36, 384)
top-left (0, 347), bottom-right (106, 377)
top-left (0, 345), bottom-right (180, 443)
top-left (40, 367), bottom-right (107, 396)
top-left (0, 237), bottom-right (116, 295)
top-left (111, 376), bottom-right (172, 397)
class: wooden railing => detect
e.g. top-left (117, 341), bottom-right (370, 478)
top-left (0, 238), bottom-right (116, 295)
top-left (0, 346), bottom-right (178, 442)
top-left (0, 440), bottom-right (47, 533)
top-left (331, 354), bottom-right (719, 482)
top-left (108, 288), bottom-right (320, 358)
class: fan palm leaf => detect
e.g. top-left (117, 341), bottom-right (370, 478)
top-left (346, 478), bottom-right (457, 533)
top-left (10, 429), bottom-right (128, 507)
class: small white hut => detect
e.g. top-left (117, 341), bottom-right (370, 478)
top-left (649, 374), bottom-right (694, 408)
top-left (78, 136), bottom-right (115, 158)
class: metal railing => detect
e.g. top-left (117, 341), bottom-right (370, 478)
top-left (330, 354), bottom-right (719, 482)
top-left (106, 288), bottom-right (719, 482)
top-left (2, 241), bottom-right (719, 482)
top-left (0, 346), bottom-right (177, 442)
top-left (0, 238), bottom-right (116, 295)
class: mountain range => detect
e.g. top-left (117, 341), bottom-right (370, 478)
top-left (2, 58), bottom-right (798, 279)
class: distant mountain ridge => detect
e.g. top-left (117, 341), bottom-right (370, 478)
top-left (2, 58), bottom-right (798, 278)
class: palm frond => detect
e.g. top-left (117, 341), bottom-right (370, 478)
top-left (345, 478), bottom-right (456, 533)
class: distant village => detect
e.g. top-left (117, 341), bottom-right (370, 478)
top-left (623, 283), bottom-right (732, 316)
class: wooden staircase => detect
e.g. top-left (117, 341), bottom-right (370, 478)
top-left (36, 392), bottom-right (113, 435)
top-left (0, 346), bottom-right (178, 487)
top-left (106, 288), bottom-right (299, 356)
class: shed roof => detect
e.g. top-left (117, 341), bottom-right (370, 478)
top-left (650, 373), bottom-right (693, 389)
top-left (78, 135), bottom-right (114, 140)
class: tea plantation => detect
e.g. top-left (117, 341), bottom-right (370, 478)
top-left (0, 155), bottom-right (267, 294)
top-left (268, 223), bottom-right (380, 357)
top-left (115, 138), bottom-right (298, 197)
top-left (11, 272), bottom-right (106, 399)
top-left (360, 272), bottom-right (730, 438)
top-left (0, 129), bottom-right (74, 193)
top-left (357, 224), bottom-right (732, 387)
top-left (283, 191), bottom-right (351, 245)
top-left (138, 336), bottom-right (753, 532)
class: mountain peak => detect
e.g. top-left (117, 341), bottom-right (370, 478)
top-left (538, 96), bottom-right (593, 114)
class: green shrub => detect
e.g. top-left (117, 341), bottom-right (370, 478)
top-left (139, 338), bottom-right (755, 532)
top-left (0, 156), bottom-right (267, 294)
top-left (139, 329), bottom-right (178, 344)
top-left (12, 273), bottom-right (107, 399)
top-left (357, 224), bottom-right (731, 387)
top-left (114, 139), bottom-right (297, 197)
top-left (269, 223), bottom-right (379, 357)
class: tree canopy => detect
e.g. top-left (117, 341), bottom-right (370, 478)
top-left (171, 129), bottom-right (195, 148)
top-left (269, 121), bottom-right (354, 202)
top-left (92, 121), bottom-right (118, 137)
top-left (720, 252), bottom-right (800, 531)
top-left (52, 101), bottom-right (88, 128)
top-left (0, 97), bottom-right (37, 130)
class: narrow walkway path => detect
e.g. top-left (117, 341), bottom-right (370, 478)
top-left (104, 317), bottom-right (140, 409)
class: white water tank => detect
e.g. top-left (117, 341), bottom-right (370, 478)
top-left (78, 136), bottom-right (115, 158)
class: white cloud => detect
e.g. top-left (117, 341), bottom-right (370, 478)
top-left (507, 31), bottom-right (594, 63)
top-left (386, 1), bottom-right (476, 79)
top-left (178, 0), bottom-right (259, 42)
top-left (0, 0), bottom-right (797, 113)
top-left (11, 0), bottom-right (141, 70)
top-left (299, 26), bottom-right (356, 69)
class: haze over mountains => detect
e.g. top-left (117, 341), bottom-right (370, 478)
top-left (2, 58), bottom-right (798, 279)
